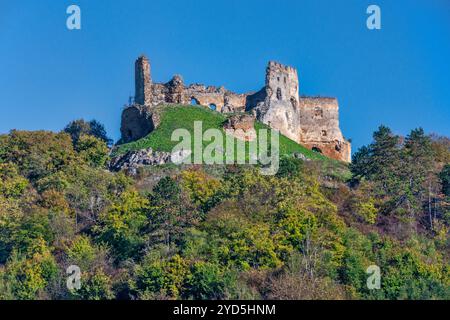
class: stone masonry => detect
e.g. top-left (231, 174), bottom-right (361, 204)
top-left (121, 55), bottom-right (351, 162)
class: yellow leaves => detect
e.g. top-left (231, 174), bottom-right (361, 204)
top-left (350, 180), bottom-right (379, 224)
top-left (0, 163), bottom-right (28, 198)
top-left (108, 189), bottom-right (149, 219)
top-left (40, 189), bottom-right (71, 214)
top-left (96, 189), bottom-right (149, 242)
top-left (164, 254), bottom-right (189, 297)
top-left (75, 134), bottom-right (109, 167)
top-left (181, 169), bottom-right (220, 206)
top-left (432, 219), bottom-right (448, 247)
top-left (277, 208), bottom-right (318, 248)
top-left (0, 239), bottom-right (57, 299)
top-left (135, 253), bottom-right (189, 299)
top-left (0, 195), bottom-right (23, 223)
top-left (65, 235), bottom-right (96, 268)
top-left (354, 198), bottom-right (378, 224)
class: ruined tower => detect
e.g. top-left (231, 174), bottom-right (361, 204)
top-left (252, 61), bottom-right (301, 143)
top-left (135, 55), bottom-right (152, 106)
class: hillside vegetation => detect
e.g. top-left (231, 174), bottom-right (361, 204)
top-left (0, 120), bottom-right (448, 300)
top-left (113, 104), bottom-right (326, 161)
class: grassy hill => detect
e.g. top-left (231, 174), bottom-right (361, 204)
top-left (113, 104), bottom-right (327, 161)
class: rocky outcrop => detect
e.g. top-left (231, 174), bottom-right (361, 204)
top-left (223, 114), bottom-right (255, 131)
top-left (109, 148), bottom-right (172, 174)
top-left (223, 114), bottom-right (256, 141)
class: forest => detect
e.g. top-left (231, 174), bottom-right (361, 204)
top-left (0, 120), bottom-right (448, 300)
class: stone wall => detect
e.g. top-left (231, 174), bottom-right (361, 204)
top-left (135, 56), bottom-right (152, 106)
top-left (120, 104), bottom-right (154, 143)
top-left (149, 78), bottom-right (247, 113)
top-left (299, 97), bottom-right (351, 162)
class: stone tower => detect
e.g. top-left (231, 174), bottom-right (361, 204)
top-left (253, 61), bottom-right (301, 142)
top-left (135, 55), bottom-right (152, 106)
top-left (299, 97), bottom-right (351, 162)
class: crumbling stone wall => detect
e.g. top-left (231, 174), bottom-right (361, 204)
top-left (149, 81), bottom-right (247, 113)
top-left (135, 56), bottom-right (152, 106)
top-left (124, 55), bottom-right (351, 162)
top-left (299, 97), bottom-right (351, 162)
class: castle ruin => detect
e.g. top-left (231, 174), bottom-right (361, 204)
top-left (121, 55), bottom-right (351, 162)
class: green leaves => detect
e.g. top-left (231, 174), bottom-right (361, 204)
top-left (440, 164), bottom-right (450, 197)
top-left (75, 134), bottom-right (109, 168)
top-left (95, 190), bottom-right (149, 262)
top-left (0, 125), bottom-right (448, 300)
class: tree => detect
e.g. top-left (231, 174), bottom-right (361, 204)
top-left (183, 261), bottom-right (235, 300)
top-left (69, 269), bottom-right (114, 300)
top-left (0, 240), bottom-right (58, 300)
top-left (94, 190), bottom-right (149, 262)
top-left (350, 127), bottom-right (440, 225)
top-left (64, 119), bottom-right (112, 145)
top-left (369, 125), bottom-right (402, 193)
top-left (350, 126), bottom-right (403, 195)
top-left (75, 134), bottom-right (109, 168)
top-left (440, 164), bottom-right (450, 197)
top-left (349, 145), bottom-right (371, 183)
top-left (147, 176), bottom-right (200, 249)
top-left (403, 128), bottom-right (435, 225)
top-left (130, 253), bottom-right (189, 299)
top-left (0, 130), bottom-right (78, 184)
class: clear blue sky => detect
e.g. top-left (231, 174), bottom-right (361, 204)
top-left (1, 0), bottom-right (449, 151)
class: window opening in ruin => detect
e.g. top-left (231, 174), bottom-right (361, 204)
top-left (312, 147), bottom-right (322, 154)
top-left (285, 112), bottom-right (290, 121)
top-left (284, 77), bottom-right (286, 83)
top-left (322, 130), bottom-right (327, 136)
top-left (314, 107), bottom-right (323, 118)
top-left (191, 97), bottom-right (199, 105)
top-left (290, 97), bottom-right (297, 108)
top-left (276, 88), bottom-right (282, 100)
top-left (209, 103), bottom-right (217, 111)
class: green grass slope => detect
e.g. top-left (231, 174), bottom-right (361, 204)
top-left (113, 104), bottom-right (327, 161)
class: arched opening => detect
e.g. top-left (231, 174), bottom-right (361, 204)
top-left (209, 103), bottom-right (217, 111)
top-left (322, 130), bottom-right (327, 137)
top-left (191, 97), bottom-right (199, 105)
top-left (312, 147), bottom-right (322, 154)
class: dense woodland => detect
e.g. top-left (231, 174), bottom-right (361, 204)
top-left (0, 119), bottom-right (448, 300)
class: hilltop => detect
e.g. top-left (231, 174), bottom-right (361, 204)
top-left (121, 57), bottom-right (351, 162)
top-left (114, 104), bottom-right (326, 160)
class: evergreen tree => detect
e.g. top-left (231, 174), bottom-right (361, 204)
top-left (440, 164), bottom-right (450, 197)
top-left (64, 119), bottom-right (112, 145)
